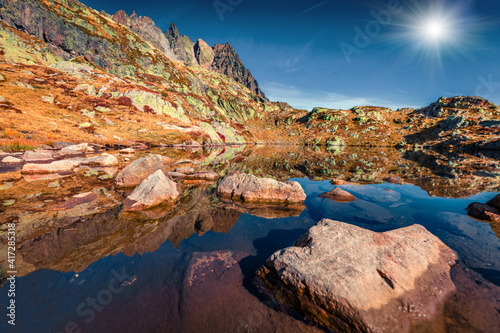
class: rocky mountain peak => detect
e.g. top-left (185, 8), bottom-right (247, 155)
top-left (211, 42), bottom-right (268, 101)
top-left (194, 39), bottom-right (215, 70)
top-left (165, 22), bottom-right (196, 65)
top-left (111, 10), bottom-right (177, 61)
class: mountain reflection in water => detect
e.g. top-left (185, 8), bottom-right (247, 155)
top-left (1, 145), bottom-right (499, 332)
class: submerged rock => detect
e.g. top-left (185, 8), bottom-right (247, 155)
top-left (466, 202), bottom-right (500, 222)
top-left (486, 194), bottom-right (500, 211)
top-left (124, 170), bottom-right (179, 211)
top-left (115, 154), bottom-right (165, 187)
top-left (258, 219), bottom-right (457, 332)
top-left (319, 187), bottom-right (356, 202)
top-left (217, 172), bottom-right (306, 203)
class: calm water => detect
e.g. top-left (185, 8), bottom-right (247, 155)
top-left (1, 147), bottom-right (500, 332)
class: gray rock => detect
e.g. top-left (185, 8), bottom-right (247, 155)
top-left (55, 143), bottom-right (93, 158)
top-left (258, 219), bottom-right (458, 332)
top-left (124, 170), bottom-right (179, 211)
top-left (22, 150), bottom-right (54, 163)
top-left (2, 156), bottom-right (22, 164)
top-left (174, 167), bottom-right (195, 175)
top-left (41, 96), bottom-right (55, 104)
top-left (115, 154), bottom-right (165, 187)
top-left (217, 172), bottom-right (306, 203)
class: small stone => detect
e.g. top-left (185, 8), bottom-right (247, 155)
top-left (119, 148), bottom-right (135, 154)
top-left (85, 169), bottom-right (99, 177)
top-left (174, 167), bottom-right (195, 175)
top-left (0, 73), bottom-right (5, 82)
top-left (95, 106), bottom-right (112, 113)
top-left (0, 182), bottom-right (14, 190)
top-left (319, 187), bottom-right (357, 202)
top-left (48, 180), bottom-right (60, 188)
top-left (81, 109), bottom-right (95, 118)
top-left (3, 199), bottom-right (15, 206)
top-left (98, 174), bottom-right (112, 180)
top-left (42, 96), bottom-right (55, 104)
top-left (0, 96), bottom-right (7, 103)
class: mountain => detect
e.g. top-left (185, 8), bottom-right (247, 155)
top-left (164, 22), bottom-right (197, 66)
top-left (164, 23), bottom-right (268, 101)
top-left (111, 10), bottom-right (178, 61)
top-left (211, 43), bottom-right (268, 101)
top-left (0, 0), bottom-right (499, 153)
top-left (0, 0), bottom-right (284, 146)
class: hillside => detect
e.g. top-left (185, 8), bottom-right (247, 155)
top-left (0, 0), bottom-right (498, 152)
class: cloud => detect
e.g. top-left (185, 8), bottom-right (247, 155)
top-left (295, 0), bottom-right (329, 17)
top-left (261, 82), bottom-right (411, 110)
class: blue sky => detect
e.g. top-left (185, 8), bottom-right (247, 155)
top-left (82, 0), bottom-right (500, 110)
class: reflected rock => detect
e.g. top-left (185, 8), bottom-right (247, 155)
top-left (341, 185), bottom-right (401, 203)
top-left (221, 198), bottom-right (305, 219)
top-left (319, 187), bottom-right (356, 202)
top-left (258, 219), bottom-right (457, 332)
top-left (179, 251), bottom-right (322, 333)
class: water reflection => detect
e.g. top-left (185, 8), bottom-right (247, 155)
top-left (0, 145), bottom-right (499, 332)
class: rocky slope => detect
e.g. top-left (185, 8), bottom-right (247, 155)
top-left (0, 0), bottom-right (499, 153)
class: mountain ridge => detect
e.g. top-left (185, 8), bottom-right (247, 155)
top-left (0, 0), bottom-right (499, 153)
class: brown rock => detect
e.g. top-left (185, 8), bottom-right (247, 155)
top-left (175, 167), bottom-right (195, 175)
top-left (486, 194), bottom-right (500, 210)
top-left (124, 170), bottom-right (179, 211)
top-left (115, 154), bottom-right (165, 187)
top-left (161, 156), bottom-right (176, 165)
top-left (184, 171), bottom-right (220, 181)
top-left (331, 179), bottom-right (350, 185)
top-left (384, 176), bottom-right (403, 184)
top-left (466, 202), bottom-right (500, 222)
top-left (258, 219), bottom-right (458, 332)
top-left (319, 187), bottom-right (356, 202)
top-left (217, 172), bottom-right (306, 203)
top-left (53, 192), bottom-right (98, 211)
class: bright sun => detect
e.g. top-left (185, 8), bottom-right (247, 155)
top-left (425, 20), bottom-right (447, 41)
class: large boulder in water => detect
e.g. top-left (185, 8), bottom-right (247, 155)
top-left (124, 170), bottom-right (179, 211)
top-left (115, 154), bottom-right (165, 187)
top-left (217, 172), bottom-right (306, 203)
top-left (258, 219), bottom-right (458, 332)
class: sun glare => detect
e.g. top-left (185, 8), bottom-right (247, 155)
top-left (381, 0), bottom-right (483, 65)
top-left (424, 20), bottom-right (447, 41)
